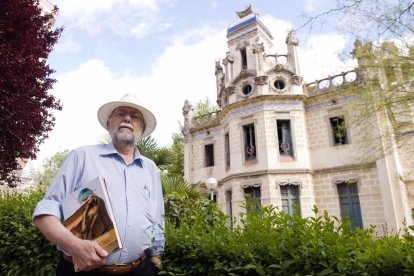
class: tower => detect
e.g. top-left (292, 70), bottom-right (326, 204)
top-left (182, 6), bottom-right (414, 232)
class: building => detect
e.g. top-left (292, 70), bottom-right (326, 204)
top-left (182, 6), bottom-right (414, 233)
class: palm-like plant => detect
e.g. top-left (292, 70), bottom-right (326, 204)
top-left (99, 135), bottom-right (172, 171)
top-left (161, 174), bottom-right (201, 200)
top-left (136, 136), bottom-right (171, 172)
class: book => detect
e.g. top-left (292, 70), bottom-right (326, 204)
top-left (62, 176), bottom-right (122, 255)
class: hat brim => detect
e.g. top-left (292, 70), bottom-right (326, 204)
top-left (97, 101), bottom-right (157, 139)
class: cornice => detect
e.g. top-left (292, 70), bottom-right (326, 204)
top-left (217, 162), bottom-right (377, 184)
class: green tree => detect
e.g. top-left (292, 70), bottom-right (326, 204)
top-left (301, 0), bottom-right (414, 159)
top-left (0, 0), bottom-right (62, 185)
top-left (136, 136), bottom-right (171, 172)
top-left (301, 0), bottom-right (413, 45)
top-left (166, 132), bottom-right (184, 177)
top-left (35, 149), bottom-right (68, 186)
top-left (194, 97), bottom-right (218, 117)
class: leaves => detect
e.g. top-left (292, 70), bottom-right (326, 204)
top-left (0, 0), bottom-right (63, 185)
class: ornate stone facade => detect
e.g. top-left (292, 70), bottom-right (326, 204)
top-left (183, 7), bottom-right (414, 233)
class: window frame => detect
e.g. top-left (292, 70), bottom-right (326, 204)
top-left (280, 184), bottom-right (301, 217)
top-left (337, 182), bottom-right (363, 229)
top-left (276, 119), bottom-right (295, 157)
top-left (243, 123), bottom-right (257, 161)
top-left (204, 143), bottom-right (215, 167)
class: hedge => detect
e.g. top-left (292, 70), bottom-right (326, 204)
top-left (1, 189), bottom-right (413, 275)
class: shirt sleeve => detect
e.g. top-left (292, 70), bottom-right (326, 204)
top-left (32, 150), bottom-right (81, 221)
top-left (147, 168), bottom-right (165, 256)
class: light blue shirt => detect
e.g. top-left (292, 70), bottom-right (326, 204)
top-left (33, 142), bottom-right (165, 265)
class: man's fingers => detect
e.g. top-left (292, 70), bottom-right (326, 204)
top-left (93, 242), bottom-right (108, 258)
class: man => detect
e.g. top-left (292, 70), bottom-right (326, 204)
top-left (33, 94), bottom-right (165, 275)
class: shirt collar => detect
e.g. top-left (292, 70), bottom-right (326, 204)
top-left (101, 142), bottom-right (144, 167)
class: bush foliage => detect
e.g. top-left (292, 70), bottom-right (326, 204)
top-left (1, 189), bottom-right (413, 275)
top-left (0, 189), bottom-right (58, 275)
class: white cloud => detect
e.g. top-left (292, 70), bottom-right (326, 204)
top-left (54, 0), bottom-right (168, 38)
top-left (303, 0), bottom-right (332, 13)
top-left (299, 34), bottom-right (356, 82)
top-left (31, 26), bottom-right (227, 169)
top-left (30, 14), bottom-right (355, 172)
top-left (260, 15), bottom-right (294, 53)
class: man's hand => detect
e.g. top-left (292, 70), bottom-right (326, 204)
top-left (33, 215), bottom-right (108, 272)
top-left (70, 239), bottom-right (108, 272)
top-left (150, 256), bottom-right (162, 270)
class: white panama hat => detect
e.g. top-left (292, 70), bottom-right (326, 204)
top-left (97, 93), bottom-right (157, 139)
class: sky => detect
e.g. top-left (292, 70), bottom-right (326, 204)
top-left (28, 0), bottom-right (359, 173)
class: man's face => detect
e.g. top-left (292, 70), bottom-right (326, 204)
top-left (107, 106), bottom-right (146, 146)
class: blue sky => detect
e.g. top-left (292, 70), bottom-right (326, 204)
top-left (29, 0), bottom-right (358, 171)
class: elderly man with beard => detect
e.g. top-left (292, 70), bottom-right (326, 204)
top-left (33, 94), bottom-right (164, 276)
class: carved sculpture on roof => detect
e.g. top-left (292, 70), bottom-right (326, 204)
top-left (236, 40), bottom-right (250, 50)
top-left (182, 100), bottom-right (193, 141)
top-left (232, 70), bottom-right (256, 85)
top-left (225, 86), bottom-right (236, 95)
top-left (236, 5), bottom-right (253, 18)
top-left (285, 30), bottom-right (299, 46)
top-left (252, 42), bottom-right (264, 53)
top-left (223, 52), bottom-right (234, 65)
top-left (255, 76), bottom-right (268, 85)
top-left (291, 75), bottom-right (303, 86)
top-left (215, 60), bottom-right (223, 74)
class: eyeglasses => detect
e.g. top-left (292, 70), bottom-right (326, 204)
top-left (111, 109), bottom-right (143, 121)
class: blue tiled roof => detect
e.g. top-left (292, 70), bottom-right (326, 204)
top-left (227, 15), bottom-right (257, 34)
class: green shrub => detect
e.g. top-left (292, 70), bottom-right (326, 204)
top-left (0, 188), bottom-right (57, 276)
top-left (162, 203), bottom-right (414, 275)
top-left (1, 189), bottom-right (413, 275)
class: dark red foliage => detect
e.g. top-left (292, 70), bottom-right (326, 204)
top-left (0, 0), bottom-right (63, 185)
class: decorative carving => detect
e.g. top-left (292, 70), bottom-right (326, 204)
top-left (232, 70), bottom-right (256, 85)
top-left (276, 179), bottom-right (302, 188)
top-left (236, 40), bottom-right (250, 50)
top-left (270, 76), bottom-right (288, 93)
top-left (240, 182), bottom-right (261, 188)
top-left (225, 86), bottom-right (236, 95)
top-left (285, 30), bottom-right (299, 46)
top-left (332, 175), bottom-right (359, 185)
top-left (236, 5), bottom-right (253, 18)
top-left (215, 60), bottom-right (223, 74)
top-left (275, 64), bottom-right (283, 72)
top-left (239, 80), bottom-right (255, 97)
top-left (228, 30), bottom-right (259, 47)
top-left (223, 52), bottom-right (234, 65)
top-left (252, 43), bottom-right (264, 53)
top-left (291, 75), bottom-right (303, 85)
top-left (182, 100), bottom-right (193, 141)
top-left (255, 76), bottom-right (268, 85)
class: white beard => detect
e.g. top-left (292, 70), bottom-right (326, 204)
top-left (110, 129), bottom-right (138, 146)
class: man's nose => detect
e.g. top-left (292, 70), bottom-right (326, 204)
top-left (122, 113), bottom-right (132, 122)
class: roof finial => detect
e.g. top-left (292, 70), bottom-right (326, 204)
top-left (236, 5), bottom-right (254, 18)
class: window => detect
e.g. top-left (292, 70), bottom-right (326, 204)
top-left (242, 84), bottom-right (252, 95)
top-left (241, 48), bottom-right (248, 69)
top-left (243, 124), bottom-right (256, 160)
top-left (330, 116), bottom-right (348, 145)
top-left (280, 185), bottom-right (300, 216)
top-left (226, 190), bottom-right (233, 228)
top-left (224, 133), bottom-right (230, 169)
top-left (204, 144), bottom-right (214, 167)
top-left (244, 186), bottom-right (261, 213)
top-left (337, 182), bottom-right (363, 229)
top-left (277, 120), bottom-right (294, 157)
top-left (274, 80), bottom-right (285, 90)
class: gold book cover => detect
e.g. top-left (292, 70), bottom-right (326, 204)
top-left (62, 177), bottom-right (122, 254)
